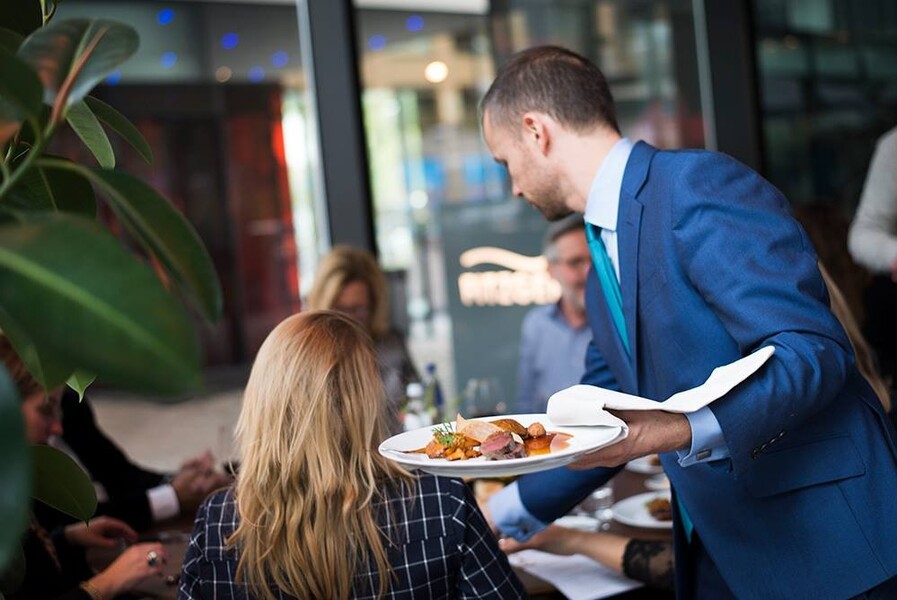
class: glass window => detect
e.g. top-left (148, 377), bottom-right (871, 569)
top-left (54, 1), bottom-right (321, 364)
top-left (355, 0), bottom-right (706, 414)
top-left (754, 0), bottom-right (897, 213)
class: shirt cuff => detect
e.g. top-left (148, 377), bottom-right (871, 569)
top-left (487, 482), bottom-right (548, 541)
top-left (147, 484), bottom-right (180, 522)
top-left (677, 406), bottom-right (730, 467)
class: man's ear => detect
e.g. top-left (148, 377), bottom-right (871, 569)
top-left (522, 112), bottom-right (550, 155)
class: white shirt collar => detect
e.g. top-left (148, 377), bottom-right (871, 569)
top-left (583, 137), bottom-right (634, 232)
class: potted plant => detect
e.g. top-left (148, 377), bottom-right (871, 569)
top-left (0, 0), bottom-right (222, 577)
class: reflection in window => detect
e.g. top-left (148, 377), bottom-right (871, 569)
top-left (55, 1), bottom-right (319, 364)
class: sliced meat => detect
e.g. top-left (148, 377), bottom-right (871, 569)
top-left (480, 431), bottom-right (526, 460)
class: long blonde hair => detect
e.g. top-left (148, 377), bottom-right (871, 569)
top-left (229, 311), bottom-right (413, 599)
top-left (306, 246), bottom-right (391, 338)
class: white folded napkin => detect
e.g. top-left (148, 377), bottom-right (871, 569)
top-left (547, 346), bottom-right (775, 426)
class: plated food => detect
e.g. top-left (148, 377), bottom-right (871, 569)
top-left (378, 413), bottom-right (627, 478)
top-left (407, 414), bottom-right (563, 462)
top-left (610, 491), bottom-right (673, 529)
top-left (625, 454), bottom-right (664, 475)
top-left (645, 497), bottom-right (672, 521)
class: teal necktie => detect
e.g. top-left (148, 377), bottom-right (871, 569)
top-left (585, 223), bottom-right (630, 356)
top-left (586, 222), bottom-right (695, 540)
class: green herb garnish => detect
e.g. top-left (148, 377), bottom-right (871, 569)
top-left (433, 422), bottom-right (458, 446)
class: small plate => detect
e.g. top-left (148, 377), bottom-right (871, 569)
top-left (378, 413), bottom-right (626, 479)
top-left (644, 473), bottom-right (670, 491)
top-left (611, 491), bottom-right (673, 529)
top-left (555, 515), bottom-right (601, 532)
top-left (625, 455), bottom-right (664, 474)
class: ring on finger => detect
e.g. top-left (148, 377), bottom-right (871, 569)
top-left (146, 550), bottom-right (159, 567)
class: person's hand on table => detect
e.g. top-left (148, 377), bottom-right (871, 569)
top-left (87, 542), bottom-right (167, 598)
top-left (569, 410), bottom-right (690, 470)
top-left (500, 525), bottom-right (631, 576)
top-left (64, 516), bottom-right (137, 549)
top-left (171, 452), bottom-right (234, 513)
top-left (180, 450), bottom-right (215, 473)
top-left (500, 524), bottom-right (586, 556)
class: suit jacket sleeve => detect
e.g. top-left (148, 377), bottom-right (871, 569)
top-left (671, 153), bottom-right (855, 476)
top-left (516, 464), bottom-right (622, 523)
top-left (581, 337), bottom-right (621, 390)
top-left (61, 389), bottom-right (164, 530)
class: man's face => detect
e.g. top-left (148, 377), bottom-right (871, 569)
top-left (547, 228), bottom-right (590, 313)
top-left (483, 111), bottom-right (571, 221)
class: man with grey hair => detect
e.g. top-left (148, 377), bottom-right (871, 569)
top-left (516, 214), bottom-right (591, 413)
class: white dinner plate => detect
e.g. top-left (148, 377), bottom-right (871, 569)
top-left (554, 515), bottom-right (601, 532)
top-left (378, 413), bottom-right (626, 478)
top-left (625, 455), bottom-right (664, 474)
top-left (644, 473), bottom-right (670, 491)
top-left (611, 491), bottom-right (673, 529)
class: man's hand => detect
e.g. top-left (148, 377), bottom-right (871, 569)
top-left (170, 463), bottom-right (232, 513)
top-left (568, 409), bottom-right (691, 470)
top-left (890, 256), bottom-right (897, 283)
top-left (65, 516), bottom-right (137, 549)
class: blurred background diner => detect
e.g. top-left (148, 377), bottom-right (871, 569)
top-left (18, 0), bottom-right (897, 597)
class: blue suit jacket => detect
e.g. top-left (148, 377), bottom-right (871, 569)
top-left (516, 142), bottom-right (897, 599)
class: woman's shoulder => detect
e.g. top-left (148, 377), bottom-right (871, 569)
top-left (384, 473), bottom-right (473, 516)
top-left (197, 487), bottom-right (238, 531)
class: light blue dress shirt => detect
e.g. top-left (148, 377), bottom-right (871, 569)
top-left (489, 138), bottom-right (730, 540)
top-left (516, 303), bottom-right (592, 413)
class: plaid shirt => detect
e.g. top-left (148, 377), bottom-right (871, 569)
top-left (178, 474), bottom-right (525, 599)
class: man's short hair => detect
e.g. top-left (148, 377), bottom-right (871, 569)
top-left (543, 213), bottom-right (585, 261)
top-left (481, 45), bottom-right (619, 135)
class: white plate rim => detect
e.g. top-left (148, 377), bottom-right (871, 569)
top-left (625, 455), bottom-right (664, 474)
top-left (610, 490), bottom-right (673, 529)
top-left (378, 413), bottom-right (626, 478)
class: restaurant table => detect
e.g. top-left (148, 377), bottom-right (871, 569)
top-left (86, 514), bottom-right (195, 600)
top-left (510, 468), bottom-right (674, 600)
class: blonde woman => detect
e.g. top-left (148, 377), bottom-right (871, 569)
top-left (307, 246), bottom-right (419, 433)
top-left (178, 311), bottom-right (523, 599)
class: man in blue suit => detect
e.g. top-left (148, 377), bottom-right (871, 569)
top-left (481, 46), bottom-right (897, 599)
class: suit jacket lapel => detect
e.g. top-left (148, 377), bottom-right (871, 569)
top-left (617, 140), bottom-right (657, 390)
top-left (586, 269), bottom-right (636, 392)
top-left (618, 195), bottom-right (642, 385)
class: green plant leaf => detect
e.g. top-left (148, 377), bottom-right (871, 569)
top-left (0, 0), bottom-right (42, 37)
top-left (85, 96), bottom-right (152, 164)
top-left (0, 544), bottom-right (25, 596)
top-left (0, 214), bottom-right (202, 395)
top-left (31, 445), bottom-right (96, 521)
top-left (66, 370), bottom-right (95, 401)
top-left (0, 366), bottom-right (30, 571)
top-left (41, 162), bottom-right (223, 322)
top-left (17, 18), bottom-right (138, 113)
top-left (0, 28), bottom-right (25, 54)
top-left (0, 306), bottom-right (72, 389)
top-left (7, 158), bottom-right (96, 218)
top-left (66, 100), bottom-right (114, 169)
top-left (0, 49), bottom-right (43, 145)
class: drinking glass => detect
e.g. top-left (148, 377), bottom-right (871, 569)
top-left (462, 378), bottom-right (507, 417)
top-left (576, 485), bottom-right (615, 530)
